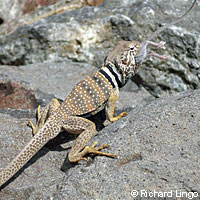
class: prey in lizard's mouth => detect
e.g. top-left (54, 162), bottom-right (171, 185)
top-left (135, 40), bottom-right (168, 66)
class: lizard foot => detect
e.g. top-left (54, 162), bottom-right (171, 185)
top-left (79, 141), bottom-right (116, 162)
top-left (36, 104), bottom-right (42, 121)
top-left (27, 120), bottom-right (37, 136)
top-left (28, 105), bottom-right (42, 136)
top-left (110, 112), bottom-right (127, 122)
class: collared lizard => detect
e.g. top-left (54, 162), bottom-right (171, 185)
top-left (0, 0), bottom-right (197, 188)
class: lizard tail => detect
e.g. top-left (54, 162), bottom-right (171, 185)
top-left (0, 118), bottom-right (62, 188)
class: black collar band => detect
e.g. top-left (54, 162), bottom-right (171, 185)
top-left (99, 68), bottom-right (115, 88)
top-left (106, 64), bottom-right (122, 88)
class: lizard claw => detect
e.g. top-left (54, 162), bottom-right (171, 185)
top-left (37, 105), bottom-right (41, 121)
top-left (27, 120), bottom-right (37, 136)
top-left (80, 157), bottom-right (88, 162)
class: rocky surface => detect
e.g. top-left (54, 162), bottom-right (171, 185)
top-left (0, 0), bottom-right (200, 199)
top-left (0, 85), bottom-right (199, 199)
top-left (0, 0), bottom-right (105, 35)
top-left (0, 0), bottom-right (199, 96)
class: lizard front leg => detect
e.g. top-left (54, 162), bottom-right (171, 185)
top-left (105, 93), bottom-right (127, 123)
top-left (28, 98), bottom-right (60, 135)
top-left (63, 116), bottom-right (116, 162)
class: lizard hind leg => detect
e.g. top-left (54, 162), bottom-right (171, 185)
top-left (63, 116), bottom-right (116, 162)
top-left (28, 98), bottom-right (60, 136)
top-left (147, 41), bottom-right (169, 60)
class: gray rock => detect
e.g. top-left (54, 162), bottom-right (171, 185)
top-left (0, 0), bottom-right (199, 96)
top-left (0, 87), bottom-right (199, 199)
top-left (0, 0), bottom-right (25, 23)
top-left (0, 61), bottom-right (95, 101)
top-left (0, 0), bottom-right (85, 35)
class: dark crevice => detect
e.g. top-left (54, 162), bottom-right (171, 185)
top-left (0, 17), bottom-right (4, 25)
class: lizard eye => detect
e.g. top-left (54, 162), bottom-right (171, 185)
top-left (130, 46), bottom-right (135, 51)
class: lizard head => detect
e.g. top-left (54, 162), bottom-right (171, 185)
top-left (104, 40), bottom-right (167, 88)
top-left (104, 40), bottom-right (140, 84)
